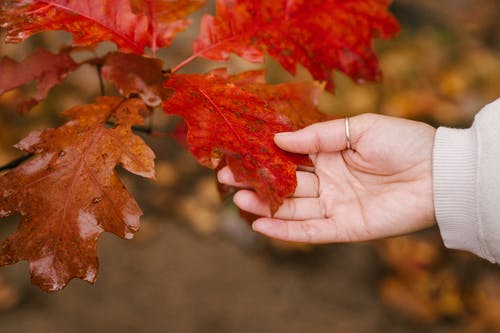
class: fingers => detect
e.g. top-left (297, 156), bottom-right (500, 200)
top-left (234, 190), bottom-right (324, 220)
top-left (217, 166), bottom-right (250, 189)
top-left (274, 119), bottom-right (347, 154)
top-left (251, 218), bottom-right (348, 243)
top-left (218, 167), bottom-right (319, 198)
top-left (274, 115), bottom-right (372, 154)
top-left (295, 171), bottom-right (319, 197)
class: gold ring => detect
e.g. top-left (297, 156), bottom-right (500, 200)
top-left (345, 116), bottom-right (352, 150)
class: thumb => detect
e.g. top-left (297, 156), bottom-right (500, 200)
top-left (274, 118), bottom-right (355, 154)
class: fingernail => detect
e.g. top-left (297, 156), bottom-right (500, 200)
top-left (217, 169), bottom-right (228, 183)
top-left (274, 132), bottom-right (293, 144)
top-left (252, 220), bottom-right (270, 233)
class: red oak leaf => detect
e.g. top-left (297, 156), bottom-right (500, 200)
top-left (101, 52), bottom-right (173, 106)
top-left (163, 69), bottom-right (326, 213)
top-left (0, 97), bottom-right (155, 292)
top-left (130, 0), bottom-right (206, 54)
top-left (0, 0), bottom-right (203, 54)
top-left (192, 0), bottom-right (400, 89)
top-left (0, 48), bottom-right (78, 113)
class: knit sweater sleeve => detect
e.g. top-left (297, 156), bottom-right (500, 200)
top-left (433, 98), bottom-right (500, 262)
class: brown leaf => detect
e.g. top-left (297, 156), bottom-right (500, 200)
top-left (101, 52), bottom-right (172, 107)
top-left (0, 97), bottom-right (155, 292)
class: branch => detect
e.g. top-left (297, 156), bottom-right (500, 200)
top-left (132, 124), bottom-right (152, 134)
top-left (96, 63), bottom-right (106, 96)
top-left (0, 122), bottom-right (172, 172)
top-left (105, 120), bottom-right (153, 134)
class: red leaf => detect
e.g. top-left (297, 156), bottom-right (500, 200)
top-left (163, 69), bottom-right (327, 213)
top-left (0, 0), bottom-right (204, 54)
top-left (101, 52), bottom-right (173, 106)
top-left (0, 97), bottom-right (155, 292)
top-left (130, 0), bottom-right (206, 54)
top-left (193, 0), bottom-right (400, 89)
top-left (0, 48), bottom-right (78, 113)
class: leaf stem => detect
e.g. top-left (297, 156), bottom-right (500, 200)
top-left (104, 121), bottom-right (153, 134)
top-left (0, 125), bottom-right (168, 172)
top-left (171, 53), bottom-right (199, 73)
top-left (0, 154), bottom-right (34, 172)
top-left (96, 63), bottom-right (105, 96)
top-left (131, 125), bottom-right (152, 134)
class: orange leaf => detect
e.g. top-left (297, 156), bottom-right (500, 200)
top-left (163, 69), bottom-right (327, 213)
top-left (193, 0), bottom-right (399, 90)
top-left (0, 97), bottom-right (155, 292)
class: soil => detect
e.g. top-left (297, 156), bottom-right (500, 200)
top-left (0, 217), bottom-right (441, 333)
top-left (0, 138), bottom-right (450, 333)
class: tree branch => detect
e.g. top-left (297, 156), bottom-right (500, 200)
top-left (96, 63), bottom-right (106, 96)
top-left (0, 122), bottom-right (173, 172)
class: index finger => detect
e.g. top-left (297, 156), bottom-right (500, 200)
top-left (274, 115), bottom-right (375, 154)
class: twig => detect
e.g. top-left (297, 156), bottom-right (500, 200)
top-left (96, 63), bottom-right (105, 96)
top-left (132, 125), bottom-right (153, 134)
top-left (0, 124), bottom-right (169, 172)
top-left (0, 154), bottom-right (34, 172)
top-left (104, 121), bottom-right (153, 134)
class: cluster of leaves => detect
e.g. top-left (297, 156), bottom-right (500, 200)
top-left (0, 0), bottom-right (399, 292)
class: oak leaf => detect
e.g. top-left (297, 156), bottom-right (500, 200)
top-left (130, 0), bottom-right (206, 54)
top-left (163, 69), bottom-right (326, 213)
top-left (0, 0), bottom-right (203, 54)
top-left (193, 0), bottom-right (400, 89)
top-left (101, 52), bottom-right (173, 106)
top-left (0, 48), bottom-right (78, 113)
top-left (0, 97), bottom-right (155, 292)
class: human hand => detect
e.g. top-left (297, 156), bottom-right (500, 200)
top-left (217, 114), bottom-right (437, 243)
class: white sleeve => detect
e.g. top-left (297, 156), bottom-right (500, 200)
top-left (433, 98), bottom-right (500, 263)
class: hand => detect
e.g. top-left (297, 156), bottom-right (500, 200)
top-left (217, 113), bottom-right (437, 243)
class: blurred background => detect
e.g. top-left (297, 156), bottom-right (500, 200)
top-left (1, 0), bottom-right (500, 332)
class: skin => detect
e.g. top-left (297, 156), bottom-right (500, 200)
top-left (217, 113), bottom-right (437, 243)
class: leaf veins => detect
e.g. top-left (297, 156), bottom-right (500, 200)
top-left (130, 0), bottom-right (206, 55)
top-left (163, 69), bottom-right (327, 213)
top-left (0, 0), bottom-right (204, 54)
top-left (100, 52), bottom-right (173, 107)
top-left (0, 48), bottom-right (78, 113)
top-left (0, 97), bottom-right (155, 292)
top-left (192, 0), bottom-right (400, 90)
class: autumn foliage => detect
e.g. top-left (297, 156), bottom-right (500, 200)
top-left (0, 0), bottom-right (399, 291)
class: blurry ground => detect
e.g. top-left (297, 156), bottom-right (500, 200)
top-left (2, 1), bottom-right (500, 332)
